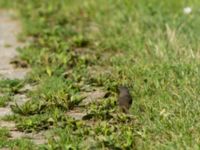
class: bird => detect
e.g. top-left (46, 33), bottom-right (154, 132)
top-left (117, 86), bottom-right (132, 113)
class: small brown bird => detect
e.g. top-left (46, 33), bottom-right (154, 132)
top-left (117, 86), bottom-right (132, 113)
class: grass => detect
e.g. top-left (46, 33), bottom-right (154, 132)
top-left (0, 127), bottom-right (37, 150)
top-left (1, 0), bottom-right (200, 149)
top-left (0, 79), bottom-right (24, 106)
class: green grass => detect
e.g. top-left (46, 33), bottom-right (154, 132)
top-left (0, 127), bottom-right (37, 150)
top-left (0, 79), bottom-right (23, 107)
top-left (1, 0), bottom-right (200, 149)
top-left (0, 95), bottom-right (12, 107)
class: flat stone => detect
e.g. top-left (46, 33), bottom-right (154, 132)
top-left (10, 130), bottom-right (47, 145)
top-left (13, 94), bottom-right (29, 106)
top-left (0, 107), bottom-right (13, 118)
top-left (18, 84), bottom-right (34, 93)
top-left (0, 121), bottom-right (15, 129)
top-left (66, 107), bottom-right (87, 120)
top-left (0, 69), bottom-right (28, 80)
top-left (79, 90), bottom-right (107, 106)
top-left (67, 111), bottom-right (87, 120)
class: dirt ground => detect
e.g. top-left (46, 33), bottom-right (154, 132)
top-left (0, 10), bottom-right (46, 145)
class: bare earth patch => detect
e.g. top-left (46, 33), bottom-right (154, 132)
top-left (80, 90), bottom-right (107, 106)
top-left (0, 10), bottom-right (28, 79)
top-left (67, 89), bottom-right (107, 120)
top-left (0, 10), bottom-right (46, 146)
top-left (0, 107), bottom-right (13, 117)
